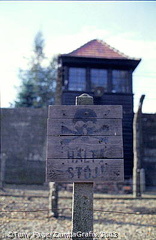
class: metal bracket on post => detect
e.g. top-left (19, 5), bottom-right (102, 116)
top-left (72, 93), bottom-right (94, 240)
top-left (75, 93), bottom-right (93, 105)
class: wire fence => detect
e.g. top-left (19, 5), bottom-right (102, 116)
top-left (0, 190), bottom-right (155, 226)
top-left (0, 208), bottom-right (155, 215)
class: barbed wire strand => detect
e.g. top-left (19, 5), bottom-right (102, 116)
top-left (0, 208), bottom-right (155, 215)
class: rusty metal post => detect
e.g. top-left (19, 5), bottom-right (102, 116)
top-left (72, 93), bottom-right (94, 240)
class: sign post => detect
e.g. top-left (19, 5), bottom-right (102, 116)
top-left (72, 94), bottom-right (94, 240)
top-left (46, 93), bottom-right (124, 239)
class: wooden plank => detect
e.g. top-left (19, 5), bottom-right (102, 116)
top-left (47, 118), bottom-right (122, 136)
top-left (46, 159), bottom-right (124, 182)
top-left (47, 136), bottom-right (123, 159)
top-left (48, 105), bottom-right (122, 119)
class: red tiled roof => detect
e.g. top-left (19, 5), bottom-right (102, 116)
top-left (65, 39), bottom-right (132, 60)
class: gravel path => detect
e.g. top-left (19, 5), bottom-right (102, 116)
top-left (0, 188), bottom-right (156, 240)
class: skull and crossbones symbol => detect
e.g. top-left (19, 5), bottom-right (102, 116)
top-left (61, 108), bottom-right (109, 144)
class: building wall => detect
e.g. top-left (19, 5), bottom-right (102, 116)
top-left (1, 108), bottom-right (47, 184)
top-left (1, 108), bottom-right (156, 187)
top-left (142, 114), bottom-right (156, 188)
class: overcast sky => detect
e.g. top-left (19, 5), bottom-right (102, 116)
top-left (0, 1), bottom-right (156, 113)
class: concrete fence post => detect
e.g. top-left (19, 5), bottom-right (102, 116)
top-left (48, 64), bottom-right (62, 217)
top-left (49, 182), bottom-right (59, 218)
top-left (133, 94), bottom-right (145, 198)
top-left (0, 153), bottom-right (6, 189)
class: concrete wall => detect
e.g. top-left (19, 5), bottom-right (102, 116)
top-left (1, 108), bottom-right (47, 184)
top-left (1, 108), bottom-right (156, 187)
top-left (142, 114), bottom-right (156, 188)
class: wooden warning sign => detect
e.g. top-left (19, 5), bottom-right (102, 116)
top-left (46, 105), bottom-right (124, 182)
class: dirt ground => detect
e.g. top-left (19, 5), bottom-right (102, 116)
top-left (0, 185), bottom-right (156, 240)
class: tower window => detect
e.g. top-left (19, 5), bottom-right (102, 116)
top-left (68, 68), bottom-right (86, 91)
top-left (91, 69), bottom-right (107, 91)
top-left (112, 70), bottom-right (129, 93)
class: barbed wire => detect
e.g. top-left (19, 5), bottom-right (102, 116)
top-left (2, 183), bottom-right (156, 188)
top-left (0, 208), bottom-right (155, 215)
